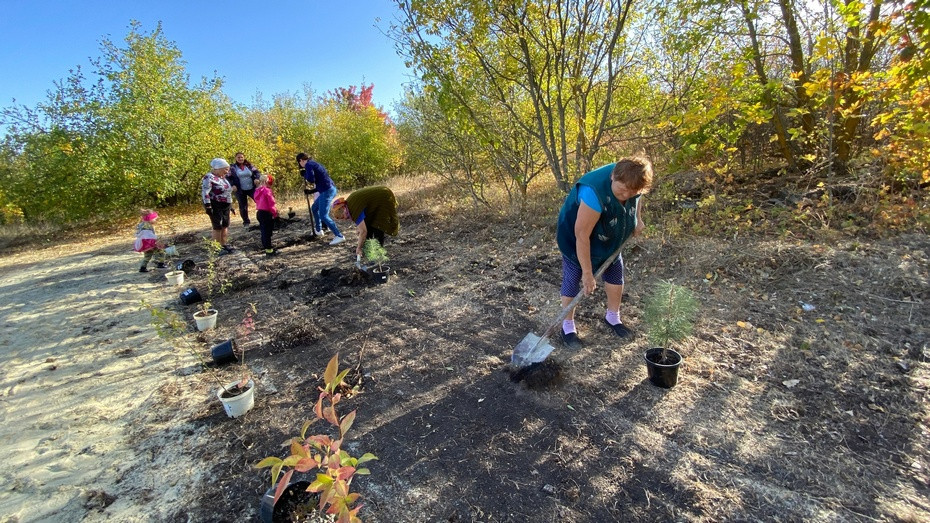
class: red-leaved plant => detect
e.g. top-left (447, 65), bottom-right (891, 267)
top-left (256, 354), bottom-right (377, 523)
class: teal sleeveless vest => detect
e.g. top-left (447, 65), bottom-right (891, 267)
top-left (556, 164), bottom-right (640, 269)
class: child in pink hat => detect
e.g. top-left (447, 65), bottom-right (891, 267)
top-left (133, 209), bottom-right (168, 272)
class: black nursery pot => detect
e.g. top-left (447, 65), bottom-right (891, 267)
top-left (369, 265), bottom-right (390, 284)
top-left (259, 480), bottom-right (315, 523)
top-left (179, 287), bottom-right (202, 305)
top-left (176, 259), bottom-right (196, 275)
top-left (211, 339), bottom-right (239, 366)
top-left (643, 348), bottom-right (683, 389)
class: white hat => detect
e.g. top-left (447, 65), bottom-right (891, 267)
top-left (210, 158), bottom-right (230, 169)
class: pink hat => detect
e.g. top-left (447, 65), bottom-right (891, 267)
top-left (142, 212), bottom-right (159, 222)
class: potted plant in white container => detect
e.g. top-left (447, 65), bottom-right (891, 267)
top-left (161, 243), bottom-right (185, 284)
top-left (142, 300), bottom-right (252, 414)
top-left (641, 280), bottom-right (698, 389)
top-left (192, 238), bottom-right (228, 331)
top-left (144, 299), bottom-right (256, 418)
top-left (363, 238), bottom-right (390, 284)
top-left (216, 304), bottom-right (258, 418)
top-left (164, 269), bottom-right (185, 286)
top-left (193, 302), bottom-right (218, 331)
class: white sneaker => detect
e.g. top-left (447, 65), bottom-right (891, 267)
top-left (329, 236), bottom-right (346, 245)
top-left (314, 229), bottom-right (323, 236)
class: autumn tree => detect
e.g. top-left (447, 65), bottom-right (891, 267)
top-left (392, 0), bottom-right (654, 194)
top-left (870, 0), bottom-right (929, 186)
top-left (0, 21), bottom-right (233, 221)
top-left (313, 84), bottom-right (402, 188)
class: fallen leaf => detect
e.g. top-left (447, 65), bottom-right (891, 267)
top-left (783, 379), bottom-right (800, 388)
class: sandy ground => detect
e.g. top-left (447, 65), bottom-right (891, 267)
top-left (0, 225), bottom-right (212, 522)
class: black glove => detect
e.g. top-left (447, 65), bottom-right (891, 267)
top-left (304, 188), bottom-right (314, 195)
top-left (203, 204), bottom-right (212, 215)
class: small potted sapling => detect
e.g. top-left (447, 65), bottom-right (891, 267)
top-left (142, 300), bottom-right (253, 417)
top-left (142, 300), bottom-right (235, 395)
top-left (641, 280), bottom-right (698, 389)
top-left (192, 238), bottom-right (228, 331)
top-left (363, 238), bottom-right (390, 284)
top-left (163, 241), bottom-right (185, 285)
top-left (215, 303), bottom-right (257, 418)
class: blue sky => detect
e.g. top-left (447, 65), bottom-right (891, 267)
top-left (0, 0), bottom-right (414, 117)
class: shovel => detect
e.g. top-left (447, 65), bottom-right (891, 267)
top-left (304, 183), bottom-right (318, 239)
top-left (511, 244), bottom-right (626, 368)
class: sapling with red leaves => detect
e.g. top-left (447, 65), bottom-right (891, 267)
top-left (256, 354), bottom-right (377, 523)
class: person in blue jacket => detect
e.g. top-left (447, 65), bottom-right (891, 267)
top-left (555, 156), bottom-right (654, 348)
top-left (296, 153), bottom-right (345, 245)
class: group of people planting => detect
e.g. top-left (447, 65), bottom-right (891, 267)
top-left (134, 153), bottom-right (400, 267)
top-left (135, 153), bottom-right (653, 344)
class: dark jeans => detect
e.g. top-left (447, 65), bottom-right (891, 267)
top-left (236, 189), bottom-right (255, 224)
top-left (366, 225), bottom-right (386, 246)
top-left (257, 210), bottom-right (274, 249)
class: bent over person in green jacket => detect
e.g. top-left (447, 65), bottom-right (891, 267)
top-left (331, 185), bottom-right (400, 259)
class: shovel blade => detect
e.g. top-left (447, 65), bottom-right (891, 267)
top-left (511, 332), bottom-right (555, 368)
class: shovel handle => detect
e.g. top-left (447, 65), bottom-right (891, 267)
top-left (304, 185), bottom-right (316, 230)
top-left (540, 243), bottom-right (626, 339)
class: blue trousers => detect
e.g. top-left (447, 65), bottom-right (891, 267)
top-left (311, 186), bottom-right (342, 237)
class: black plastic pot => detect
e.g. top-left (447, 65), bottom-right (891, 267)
top-left (259, 480), bottom-right (315, 523)
top-left (369, 265), bottom-right (390, 284)
top-left (179, 287), bottom-right (202, 305)
top-left (176, 259), bottom-right (196, 275)
top-left (211, 339), bottom-right (238, 366)
top-left (643, 348), bottom-right (683, 389)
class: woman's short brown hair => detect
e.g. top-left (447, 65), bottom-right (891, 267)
top-left (611, 155), bottom-right (654, 193)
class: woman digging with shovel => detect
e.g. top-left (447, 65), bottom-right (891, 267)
top-left (555, 155), bottom-right (653, 348)
top-left (296, 153), bottom-right (345, 245)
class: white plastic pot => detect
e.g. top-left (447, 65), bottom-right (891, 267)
top-left (193, 309), bottom-right (218, 331)
top-left (165, 270), bottom-right (185, 285)
top-left (217, 379), bottom-right (255, 418)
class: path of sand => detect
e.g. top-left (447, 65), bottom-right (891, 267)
top-left (0, 228), bottom-right (218, 522)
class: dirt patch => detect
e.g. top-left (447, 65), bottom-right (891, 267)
top-left (0, 185), bottom-right (928, 522)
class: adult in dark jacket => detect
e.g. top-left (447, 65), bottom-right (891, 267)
top-left (332, 185), bottom-right (399, 260)
top-left (296, 152), bottom-right (345, 245)
top-left (228, 152), bottom-right (261, 226)
top-left (555, 156), bottom-right (653, 348)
